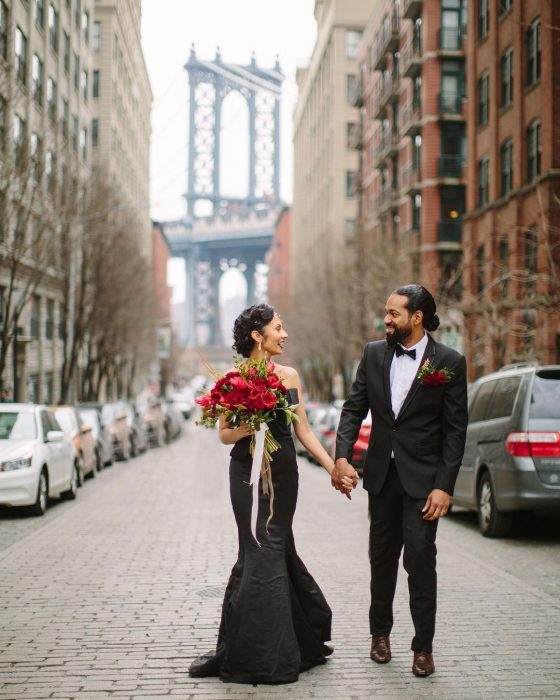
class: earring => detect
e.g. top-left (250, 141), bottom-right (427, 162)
top-left (258, 341), bottom-right (262, 352)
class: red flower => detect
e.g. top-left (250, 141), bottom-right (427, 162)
top-left (261, 391), bottom-right (277, 410)
top-left (266, 373), bottom-right (282, 389)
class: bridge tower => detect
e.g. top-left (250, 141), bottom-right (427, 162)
top-left (165, 48), bottom-right (284, 352)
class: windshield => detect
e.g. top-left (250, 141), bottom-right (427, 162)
top-left (54, 409), bottom-right (75, 434)
top-left (530, 372), bottom-right (560, 419)
top-left (101, 405), bottom-right (115, 423)
top-left (0, 412), bottom-right (37, 440)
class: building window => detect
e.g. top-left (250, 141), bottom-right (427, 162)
top-left (345, 122), bottom-right (356, 149)
top-left (75, 0), bottom-right (81, 30)
top-left (346, 74), bottom-right (357, 106)
top-left (71, 115), bottom-right (78, 151)
top-left (413, 75), bottom-right (422, 110)
top-left (45, 299), bottom-right (54, 340)
top-left (63, 31), bottom-right (70, 74)
top-left (73, 52), bottom-right (79, 92)
top-left (500, 47), bottom-right (513, 107)
top-left (13, 114), bottom-right (26, 165)
top-left (412, 134), bottom-right (422, 173)
top-left (441, 0), bottom-right (464, 50)
top-left (476, 244), bottom-right (485, 297)
top-left (15, 27), bottom-right (28, 85)
top-left (82, 10), bottom-right (90, 42)
top-left (58, 302), bottom-right (65, 340)
top-left (45, 150), bottom-right (55, 194)
top-left (61, 98), bottom-right (69, 138)
top-left (92, 118), bottom-right (99, 147)
top-left (0, 96), bottom-right (6, 151)
top-left (93, 70), bottom-right (100, 98)
top-left (30, 132), bottom-right (42, 182)
top-left (0, 1), bottom-right (8, 60)
top-left (47, 78), bottom-right (57, 122)
top-left (477, 71), bottom-right (489, 125)
top-left (28, 375), bottom-right (39, 403)
top-left (477, 157), bottom-right (489, 207)
top-left (525, 226), bottom-right (538, 293)
top-left (478, 0), bottom-right (489, 40)
top-left (499, 239), bottom-right (509, 296)
top-left (527, 120), bottom-right (541, 182)
top-left (412, 193), bottom-right (421, 230)
top-left (499, 0), bottom-right (513, 15)
top-left (345, 171), bottom-right (356, 198)
top-left (48, 4), bottom-right (59, 53)
top-left (344, 219), bottom-right (355, 243)
top-left (31, 296), bottom-right (40, 339)
top-left (345, 30), bottom-right (362, 59)
top-left (35, 0), bottom-right (45, 29)
top-left (81, 69), bottom-right (88, 102)
top-left (32, 54), bottom-right (44, 105)
top-left (80, 127), bottom-right (87, 160)
top-left (441, 59), bottom-right (463, 113)
top-left (44, 372), bottom-right (54, 404)
top-left (526, 18), bottom-right (541, 87)
top-left (500, 139), bottom-right (513, 196)
top-left (93, 20), bottom-right (101, 50)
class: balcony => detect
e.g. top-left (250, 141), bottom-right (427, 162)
top-left (439, 92), bottom-right (464, 116)
top-left (348, 123), bottom-right (363, 151)
top-left (373, 15), bottom-right (400, 70)
top-left (401, 101), bottom-right (422, 136)
top-left (403, 0), bottom-right (422, 20)
top-left (402, 38), bottom-right (423, 78)
top-left (375, 187), bottom-right (399, 213)
top-left (438, 219), bottom-right (462, 243)
top-left (373, 131), bottom-right (399, 166)
top-left (439, 27), bottom-right (464, 52)
top-left (401, 164), bottom-right (421, 194)
top-left (438, 155), bottom-right (464, 178)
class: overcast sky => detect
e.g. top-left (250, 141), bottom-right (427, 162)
top-left (142, 0), bottom-right (317, 225)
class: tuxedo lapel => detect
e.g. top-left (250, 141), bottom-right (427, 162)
top-left (395, 335), bottom-right (436, 423)
top-left (383, 346), bottom-right (396, 420)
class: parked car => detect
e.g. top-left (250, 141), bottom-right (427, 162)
top-left (453, 364), bottom-right (560, 537)
top-left (101, 402), bottom-right (131, 461)
top-left (169, 388), bottom-right (196, 419)
top-left (0, 404), bottom-right (77, 516)
top-left (78, 406), bottom-right (114, 470)
top-left (163, 401), bottom-right (183, 442)
top-left (293, 402), bottom-right (330, 457)
top-left (118, 401), bottom-right (149, 457)
top-left (350, 411), bottom-right (372, 475)
top-left (137, 396), bottom-right (166, 447)
top-left (51, 406), bottom-right (96, 485)
top-left (313, 406), bottom-right (342, 460)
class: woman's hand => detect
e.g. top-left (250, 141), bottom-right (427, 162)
top-left (219, 420), bottom-right (253, 445)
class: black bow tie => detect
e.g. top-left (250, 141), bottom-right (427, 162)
top-left (395, 345), bottom-right (416, 360)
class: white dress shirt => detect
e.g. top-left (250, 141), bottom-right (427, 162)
top-left (390, 333), bottom-right (428, 418)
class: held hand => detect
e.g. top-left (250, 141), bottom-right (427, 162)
top-left (332, 458), bottom-right (359, 498)
top-left (422, 489), bottom-right (451, 520)
top-left (233, 423), bottom-right (253, 442)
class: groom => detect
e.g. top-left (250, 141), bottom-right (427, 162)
top-left (332, 285), bottom-right (468, 677)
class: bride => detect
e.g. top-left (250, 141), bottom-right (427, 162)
top-left (189, 303), bottom-right (357, 684)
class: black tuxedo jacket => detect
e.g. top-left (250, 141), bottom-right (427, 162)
top-left (335, 335), bottom-right (468, 498)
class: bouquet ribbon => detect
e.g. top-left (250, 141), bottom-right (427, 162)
top-left (250, 423), bottom-right (267, 545)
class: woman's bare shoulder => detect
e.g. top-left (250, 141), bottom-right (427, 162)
top-left (274, 364), bottom-right (299, 381)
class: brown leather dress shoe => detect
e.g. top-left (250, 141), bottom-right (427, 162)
top-left (370, 635), bottom-right (391, 663)
top-left (412, 651), bottom-right (435, 677)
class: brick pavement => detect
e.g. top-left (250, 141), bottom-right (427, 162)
top-left (1, 422), bottom-right (560, 699)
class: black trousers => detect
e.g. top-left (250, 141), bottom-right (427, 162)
top-left (368, 461), bottom-right (438, 653)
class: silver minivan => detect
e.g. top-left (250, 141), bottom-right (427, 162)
top-left (453, 365), bottom-right (560, 537)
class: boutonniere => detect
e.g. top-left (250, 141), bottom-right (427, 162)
top-left (417, 360), bottom-right (454, 386)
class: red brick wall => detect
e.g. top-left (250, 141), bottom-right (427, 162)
top-left (151, 223), bottom-right (172, 323)
top-left (267, 208), bottom-right (291, 314)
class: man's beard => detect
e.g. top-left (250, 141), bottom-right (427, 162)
top-left (386, 322), bottom-right (413, 347)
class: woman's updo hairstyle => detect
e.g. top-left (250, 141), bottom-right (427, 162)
top-left (232, 303), bottom-right (275, 358)
top-left (394, 284), bottom-right (440, 332)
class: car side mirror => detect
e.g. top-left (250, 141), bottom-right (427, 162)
top-left (46, 430), bottom-right (64, 443)
top-left (81, 424), bottom-right (93, 434)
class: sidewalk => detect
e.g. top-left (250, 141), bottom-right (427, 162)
top-left (1, 423), bottom-right (560, 699)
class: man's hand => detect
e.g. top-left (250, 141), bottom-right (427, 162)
top-left (332, 458), bottom-right (359, 499)
top-left (422, 489), bottom-right (450, 520)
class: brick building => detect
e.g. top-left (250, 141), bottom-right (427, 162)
top-left (267, 206), bottom-right (291, 315)
top-left (357, 0), bottom-right (466, 340)
top-left (463, 0), bottom-right (560, 378)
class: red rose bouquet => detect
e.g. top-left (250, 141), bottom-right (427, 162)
top-left (196, 358), bottom-right (299, 539)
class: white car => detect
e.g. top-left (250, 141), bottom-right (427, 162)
top-left (170, 388), bottom-right (195, 419)
top-left (0, 404), bottom-right (78, 516)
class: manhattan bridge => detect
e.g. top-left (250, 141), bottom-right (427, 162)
top-left (164, 46), bottom-right (284, 354)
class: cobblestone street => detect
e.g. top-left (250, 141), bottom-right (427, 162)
top-left (2, 422), bottom-right (560, 699)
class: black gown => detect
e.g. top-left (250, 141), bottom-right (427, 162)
top-left (189, 396), bottom-right (333, 685)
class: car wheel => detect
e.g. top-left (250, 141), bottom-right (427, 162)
top-left (30, 469), bottom-right (49, 516)
top-left (95, 447), bottom-right (103, 473)
top-left (130, 434), bottom-right (138, 458)
top-left (156, 427), bottom-right (165, 448)
top-left (477, 472), bottom-right (513, 537)
top-left (62, 463), bottom-right (79, 501)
